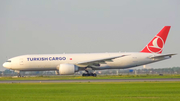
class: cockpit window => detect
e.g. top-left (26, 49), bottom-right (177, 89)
top-left (6, 60), bottom-right (11, 62)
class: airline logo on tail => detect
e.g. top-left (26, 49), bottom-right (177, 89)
top-left (147, 36), bottom-right (164, 53)
top-left (141, 26), bottom-right (171, 54)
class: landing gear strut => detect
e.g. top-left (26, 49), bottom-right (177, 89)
top-left (82, 67), bottom-right (97, 77)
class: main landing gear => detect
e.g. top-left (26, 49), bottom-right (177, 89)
top-left (82, 73), bottom-right (97, 77)
top-left (82, 67), bottom-right (97, 77)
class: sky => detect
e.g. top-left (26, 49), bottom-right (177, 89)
top-left (0, 0), bottom-right (179, 71)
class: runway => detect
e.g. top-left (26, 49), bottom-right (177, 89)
top-left (0, 78), bottom-right (180, 83)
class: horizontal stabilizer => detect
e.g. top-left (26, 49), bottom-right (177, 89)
top-left (149, 54), bottom-right (176, 60)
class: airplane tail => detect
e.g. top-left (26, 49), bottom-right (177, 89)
top-left (141, 26), bottom-right (171, 54)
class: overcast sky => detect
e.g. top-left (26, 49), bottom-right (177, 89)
top-left (0, 0), bottom-right (179, 71)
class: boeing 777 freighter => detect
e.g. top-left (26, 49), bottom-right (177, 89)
top-left (3, 26), bottom-right (176, 76)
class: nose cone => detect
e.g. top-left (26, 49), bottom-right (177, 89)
top-left (3, 62), bottom-right (11, 69)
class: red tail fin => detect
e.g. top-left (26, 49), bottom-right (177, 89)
top-left (141, 26), bottom-right (171, 54)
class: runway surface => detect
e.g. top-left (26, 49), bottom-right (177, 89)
top-left (0, 78), bottom-right (180, 83)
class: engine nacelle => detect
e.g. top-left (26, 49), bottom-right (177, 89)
top-left (59, 64), bottom-right (79, 75)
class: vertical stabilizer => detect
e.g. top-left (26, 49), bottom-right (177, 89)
top-left (141, 26), bottom-right (171, 54)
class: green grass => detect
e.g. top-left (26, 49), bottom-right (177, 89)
top-left (0, 82), bottom-right (180, 101)
top-left (0, 75), bottom-right (180, 80)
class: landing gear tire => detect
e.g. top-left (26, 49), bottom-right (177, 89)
top-left (82, 73), bottom-right (97, 77)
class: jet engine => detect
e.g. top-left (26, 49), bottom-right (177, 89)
top-left (58, 64), bottom-right (79, 75)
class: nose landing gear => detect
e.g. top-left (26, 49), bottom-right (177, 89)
top-left (15, 70), bottom-right (21, 77)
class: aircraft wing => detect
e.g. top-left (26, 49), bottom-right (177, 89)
top-left (149, 54), bottom-right (176, 60)
top-left (76, 55), bottom-right (128, 67)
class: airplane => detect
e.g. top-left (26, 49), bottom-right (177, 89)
top-left (2, 26), bottom-right (176, 77)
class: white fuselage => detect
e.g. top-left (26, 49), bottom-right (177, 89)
top-left (3, 52), bottom-right (169, 71)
